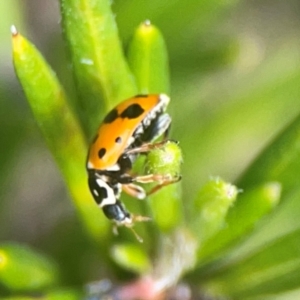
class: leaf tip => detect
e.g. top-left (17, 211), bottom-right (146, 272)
top-left (143, 19), bottom-right (151, 26)
top-left (11, 24), bottom-right (24, 52)
top-left (11, 25), bottom-right (18, 37)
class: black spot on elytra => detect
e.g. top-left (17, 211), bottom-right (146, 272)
top-left (120, 104), bottom-right (144, 119)
top-left (104, 109), bottom-right (119, 123)
top-left (115, 136), bottom-right (122, 143)
top-left (98, 148), bottom-right (106, 159)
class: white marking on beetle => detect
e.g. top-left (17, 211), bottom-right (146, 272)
top-left (95, 179), bottom-right (116, 207)
top-left (135, 124), bottom-right (144, 135)
top-left (126, 136), bottom-right (135, 147)
top-left (105, 164), bottom-right (120, 171)
top-left (159, 94), bottom-right (170, 107)
top-left (87, 161), bottom-right (94, 169)
top-left (93, 189), bottom-right (99, 197)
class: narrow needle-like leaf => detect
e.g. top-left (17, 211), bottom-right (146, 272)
top-left (12, 27), bottom-right (109, 245)
top-left (189, 178), bottom-right (238, 246)
top-left (200, 228), bottom-right (300, 299)
top-left (111, 243), bottom-right (151, 274)
top-left (198, 182), bottom-right (281, 262)
top-left (0, 243), bottom-right (58, 292)
top-left (238, 113), bottom-right (300, 192)
top-left (59, 0), bottom-right (137, 136)
top-left (127, 20), bottom-right (170, 95)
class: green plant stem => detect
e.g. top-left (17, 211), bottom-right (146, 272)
top-left (200, 228), bottom-right (300, 299)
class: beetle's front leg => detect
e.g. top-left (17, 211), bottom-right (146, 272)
top-left (132, 173), bottom-right (182, 195)
top-left (125, 139), bottom-right (172, 156)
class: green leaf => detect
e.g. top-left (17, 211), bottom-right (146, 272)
top-left (0, 243), bottom-right (58, 292)
top-left (111, 243), bottom-right (151, 274)
top-left (12, 28), bottom-right (109, 245)
top-left (127, 21), bottom-right (170, 94)
top-left (200, 228), bottom-right (300, 299)
top-left (198, 182), bottom-right (281, 262)
top-left (59, 0), bottom-right (137, 136)
top-left (45, 288), bottom-right (83, 300)
top-left (238, 112), bottom-right (300, 192)
top-left (189, 178), bottom-right (238, 245)
top-left (126, 20), bottom-right (174, 233)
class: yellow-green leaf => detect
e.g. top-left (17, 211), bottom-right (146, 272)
top-left (127, 21), bottom-right (170, 95)
top-left (12, 27), bottom-right (109, 246)
top-left (0, 243), bottom-right (58, 292)
top-left (59, 0), bottom-right (137, 136)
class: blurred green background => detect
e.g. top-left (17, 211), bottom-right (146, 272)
top-left (1, 0), bottom-right (300, 291)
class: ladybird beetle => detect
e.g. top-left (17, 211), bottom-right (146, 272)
top-left (87, 94), bottom-right (177, 240)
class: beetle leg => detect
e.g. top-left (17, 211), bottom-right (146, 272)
top-left (125, 140), bottom-right (170, 155)
top-left (146, 175), bottom-right (182, 196)
top-left (132, 173), bottom-right (181, 195)
top-left (122, 183), bottom-right (146, 200)
top-left (133, 173), bottom-right (172, 183)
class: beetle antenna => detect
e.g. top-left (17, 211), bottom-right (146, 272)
top-left (128, 215), bottom-right (152, 243)
top-left (129, 227), bottom-right (143, 243)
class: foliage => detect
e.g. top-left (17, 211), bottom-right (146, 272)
top-left (1, 0), bottom-right (300, 299)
